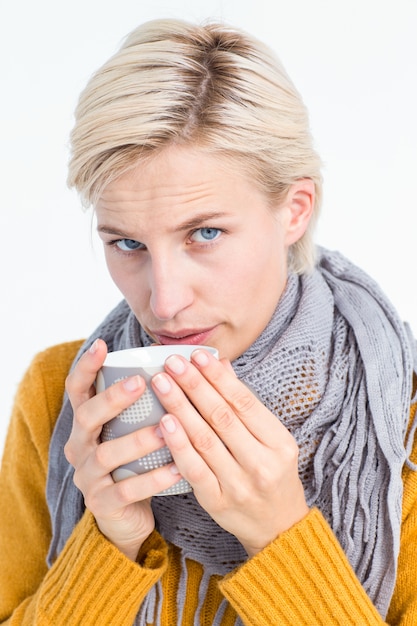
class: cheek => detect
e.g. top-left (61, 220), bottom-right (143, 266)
top-left (105, 258), bottom-right (127, 291)
top-left (229, 239), bottom-right (284, 284)
top-left (230, 240), bottom-right (287, 307)
top-left (103, 248), bottom-right (118, 278)
top-left (104, 254), bottom-right (146, 300)
top-left (112, 272), bottom-right (150, 319)
top-left (210, 257), bottom-right (272, 312)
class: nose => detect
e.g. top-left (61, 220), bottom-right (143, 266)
top-left (148, 255), bottom-right (194, 321)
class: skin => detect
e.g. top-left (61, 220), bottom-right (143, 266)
top-left (65, 145), bottom-right (313, 561)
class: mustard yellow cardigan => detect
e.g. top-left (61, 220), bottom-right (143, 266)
top-left (1, 341), bottom-right (416, 625)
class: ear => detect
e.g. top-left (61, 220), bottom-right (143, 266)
top-left (281, 179), bottom-right (315, 247)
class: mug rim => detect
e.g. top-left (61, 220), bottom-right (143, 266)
top-left (102, 344), bottom-right (218, 368)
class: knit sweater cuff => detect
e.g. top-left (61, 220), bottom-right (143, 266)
top-left (219, 508), bottom-right (383, 625)
top-left (38, 510), bottom-right (167, 625)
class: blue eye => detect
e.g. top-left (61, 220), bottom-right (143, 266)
top-left (191, 228), bottom-right (222, 243)
top-left (115, 239), bottom-right (144, 251)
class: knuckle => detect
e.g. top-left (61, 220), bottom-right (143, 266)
top-left (102, 382), bottom-right (141, 416)
top-left (277, 432), bottom-right (300, 460)
top-left (252, 465), bottom-right (275, 492)
top-left (112, 469), bottom-right (173, 501)
top-left (64, 440), bottom-right (75, 465)
top-left (114, 478), bottom-right (135, 505)
top-left (230, 484), bottom-right (251, 507)
top-left (186, 464), bottom-right (206, 484)
top-left (104, 382), bottom-right (124, 406)
top-left (166, 396), bottom-right (185, 416)
top-left (65, 372), bottom-right (75, 395)
top-left (72, 467), bottom-right (83, 491)
top-left (231, 389), bottom-right (257, 414)
top-left (150, 466), bottom-right (177, 493)
top-left (72, 465), bottom-right (90, 498)
top-left (73, 403), bottom-right (91, 431)
top-left (130, 428), bottom-right (147, 451)
top-left (94, 441), bottom-right (114, 471)
top-left (184, 372), bottom-right (201, 392)
top-left (193, 428), bottom-right (217, 454)
top-left (251, 442), bottom-right (300, 493)
top-left (282, 439), bottom-right (300, 466)
top-left (83, 490), bottom-right (102, 515)
top-left (65, 368), bottom-right (89, 397)
top-left (209, 404), bottom-right (235, 431)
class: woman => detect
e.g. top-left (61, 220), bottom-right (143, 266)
top-left (1, 18), bottom-right (416, 625)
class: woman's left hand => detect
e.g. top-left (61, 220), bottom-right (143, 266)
top-left (151, 348), bottom-right (310, 557)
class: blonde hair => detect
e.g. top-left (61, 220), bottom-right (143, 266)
top-left (68, 18), bottom-right (322, 273)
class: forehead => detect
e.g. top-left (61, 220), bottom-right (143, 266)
top-left (96, 145), bottom-right (266, 216)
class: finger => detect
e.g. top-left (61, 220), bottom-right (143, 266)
top-left (79, 461), bottom-right (183, 516)
top-left (112, 462), bottom-right (184, 503)
top-left (160, 352), bottom-right (279, 448)
top-left (151, 365), bottom-right (237, 446)
top-left (219, 357), bottom-right (237, 376)
top-left (64, 375), bottom-right (147, 466)
top-left (153, 371), bottom-right (247, 478)
top-left (93, 424), bottom-right (168, 475)
top-left (159, 413), bottom-right (225, 493)
top-left (72, 375), bottom-right (147, 440)
top-left (71, 423), bottom-right (183, 501)
top-left (65, 338), bottom-right (108, 410)
top-left (190, 349), bottom-right (291, 445)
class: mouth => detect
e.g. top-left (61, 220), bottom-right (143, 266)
top-left (151, 327), bottom-right (216, 346)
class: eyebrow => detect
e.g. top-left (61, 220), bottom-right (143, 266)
top-left (97, 225), bottom-right (132, 237)
top-left (173, 211), bottom-right (229, 232)
top-left (97, 211), bottom-right (230, 238)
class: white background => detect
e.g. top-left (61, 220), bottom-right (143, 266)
top-left (1, 0), bottom-right (416, 458)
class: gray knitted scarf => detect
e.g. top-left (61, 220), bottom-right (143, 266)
top-left (46, 248), bottom-right (417, 623)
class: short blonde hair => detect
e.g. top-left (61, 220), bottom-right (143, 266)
top-left (68, 18), bottom-right (322, 273)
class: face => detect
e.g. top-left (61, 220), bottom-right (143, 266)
top-left (96, 146), bottom-right (311, 361)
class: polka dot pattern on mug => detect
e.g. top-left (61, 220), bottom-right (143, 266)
top-left (115, 378), bottom-right (154, 424)
top-left (101, 423), bottom-right (115, 441)
top-left (137, 447), bottom-right (172, 472)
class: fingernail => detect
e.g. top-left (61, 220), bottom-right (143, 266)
top-left (192, 349), bottom-right (209, 367)
top-left (153, 373), bottom-right (172, 394)
top-left (122, 375), bottom-right (142, 392)
top-left (165, 355), bottom-right (186, 375)
top-left (161, 414), bottom-right (176, 433)
top-left (170, 463), bottom-right (180, 475)
top-left (89, 339), bottom-right (99, 354)
top-left (155, 426), bottom-right (164, 439)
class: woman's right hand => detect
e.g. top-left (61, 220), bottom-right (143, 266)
top-left (64, 338), bottom-right (182, 561)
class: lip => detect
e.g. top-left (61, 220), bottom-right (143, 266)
top-left (151, 327), bottom-right (217, 346)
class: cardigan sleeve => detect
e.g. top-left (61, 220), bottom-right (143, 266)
top-left (0, 342), bottom-right (169, 625)
top-left (220, 398), bottom-right (417, 626)
top-left (219, 507), bottom-right (384, 625)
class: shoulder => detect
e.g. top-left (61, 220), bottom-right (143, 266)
top-left (14, 340), bottom-right (85, 436)
top-left (30, 340), bottom-right (85, 373)
top-left (25, 340), bottom-right (85, 403)
top-left (2, 340), bottom-right (85, 478)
